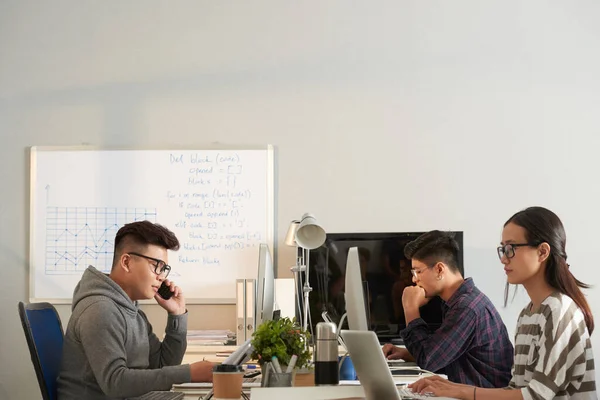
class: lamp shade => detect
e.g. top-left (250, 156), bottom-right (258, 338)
top-left (295, 213), bottom-right (326, 250)
top-left (284, 220), bottom-right (300, 246)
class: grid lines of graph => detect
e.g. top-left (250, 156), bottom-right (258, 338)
top-left (45, 207), bottom-right (157, 274)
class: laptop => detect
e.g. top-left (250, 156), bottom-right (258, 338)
top-left (340, 330), bottom-right (457, 400)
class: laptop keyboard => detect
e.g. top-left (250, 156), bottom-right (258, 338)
top-left (397, 387), bottom-right (435, 398)
top-left (387, 360), bottom-right (418, 367)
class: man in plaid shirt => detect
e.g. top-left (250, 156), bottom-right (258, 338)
top-left (382, 230), bottom-right (513, 388)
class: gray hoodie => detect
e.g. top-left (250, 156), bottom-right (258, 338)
top-left (57, 266), bottom-right (191, 399)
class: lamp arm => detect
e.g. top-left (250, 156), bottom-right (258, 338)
top-left (302, 247), bottom-right (312, 333)
top-left (290, 245), bottom-right (304, 326)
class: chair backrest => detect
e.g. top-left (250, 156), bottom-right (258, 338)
top-left (18, 301), bottom-right (64, 400)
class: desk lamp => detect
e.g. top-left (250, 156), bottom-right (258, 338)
top-left (285, 213), bottom-right (326, 333)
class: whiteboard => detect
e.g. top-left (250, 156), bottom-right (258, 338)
top-left (29, 146), bottom-right (275, 304)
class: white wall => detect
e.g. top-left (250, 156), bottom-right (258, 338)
top-left (2, 1), bottom-right (600, 398)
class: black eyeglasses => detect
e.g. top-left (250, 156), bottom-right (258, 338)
top-left (496, 243), bottom-right (538, 260)
top-left (410, 267), bottom-right (430, 279)
top-left (128, 252), bottom-right (171, 278)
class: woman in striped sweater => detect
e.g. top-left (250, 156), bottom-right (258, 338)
top-left (410, 206), bottom-right (596, 400)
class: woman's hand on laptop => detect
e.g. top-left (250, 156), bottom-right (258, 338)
top-left (190, 360), bottom-right (214, 382)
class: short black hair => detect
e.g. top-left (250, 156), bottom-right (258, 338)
top-left (112, 221), bottom-right (180, 268)
top-left (404, 230), bottom-right (460, 273)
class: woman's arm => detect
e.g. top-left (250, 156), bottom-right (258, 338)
top-left (409, 377), bottom-right (524, 400)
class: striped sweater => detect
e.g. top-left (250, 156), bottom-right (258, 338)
top-left (508, 292), bottom-right (597, 400)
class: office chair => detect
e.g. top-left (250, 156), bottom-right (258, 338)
top-left (18, 301), bottom-right (64, 400)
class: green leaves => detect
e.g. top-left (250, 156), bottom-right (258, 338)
top-left (250, 317), bottom-right (312, 369)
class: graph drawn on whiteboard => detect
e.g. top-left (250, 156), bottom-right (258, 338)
top-left (45, 207), bottom-right (157, 275)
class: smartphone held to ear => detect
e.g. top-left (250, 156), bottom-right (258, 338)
top-left (157, 282), bottom-right (174, 300)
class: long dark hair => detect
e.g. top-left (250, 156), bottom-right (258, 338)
top-left (505, 206), bottom-right (594, 334)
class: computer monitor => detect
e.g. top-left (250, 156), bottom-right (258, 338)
top-left (304, 231), bottom-right (464, 342)
top-left (255, 243), bottom-right (274, 327)
top-left (223, 243), bottom-right (274, 366)
top-left (345, 247), bottom-right (369, 331)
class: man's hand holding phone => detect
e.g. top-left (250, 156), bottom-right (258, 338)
top-left (155, 279), bottom-right (186, 315)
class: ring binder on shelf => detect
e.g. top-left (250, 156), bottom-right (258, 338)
top-left (235, 278), bottom-right (256, 345)
top-left (236, 279), bottom-right (246, 345)
top-left (245, 279), bottom-right (256, 339)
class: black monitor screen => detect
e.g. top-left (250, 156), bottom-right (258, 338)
top-left (301, 232), bottom-right (464, 342)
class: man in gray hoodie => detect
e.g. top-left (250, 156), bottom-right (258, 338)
top-left (57, 221), bottom-right (214, 399)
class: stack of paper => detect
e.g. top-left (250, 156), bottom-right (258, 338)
top-left (186, 330), bottom-right (235, 345)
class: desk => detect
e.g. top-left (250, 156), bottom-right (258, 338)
top-left (178, 388), bottom-right (361, 400)
top-left (250, 386), bottom-right (364, 400)
top-left (177, 345), bottom-right (444, 400)
top-left (249, 386), bottom-right (458, 400)
top-left (174, 377), bottom-right (451, 400)
top-left (178, 385), bottom-right (459, 400)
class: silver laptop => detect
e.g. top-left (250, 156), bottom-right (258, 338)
top-left (341, 330), bottom-right (458, 400)
top-left (340, 330), bottom-right (403, 400)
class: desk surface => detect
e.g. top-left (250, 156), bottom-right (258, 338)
top-left (250, 386), bottom-right (458, 400)
top-left (174, 378), bottom-right (455, 400)
top-left (179, 344), bottom-right (427, 400)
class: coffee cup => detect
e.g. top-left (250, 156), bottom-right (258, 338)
top-left (213, 364), bottom-right (244, 399)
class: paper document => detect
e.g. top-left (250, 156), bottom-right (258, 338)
top-left (185, 329), bottom-right (235, 345)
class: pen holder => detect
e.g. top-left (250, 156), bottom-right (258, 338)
top-left (261, 363), bottom-right (294, 387)
top-left (264, 372), bottom-right (293, 387)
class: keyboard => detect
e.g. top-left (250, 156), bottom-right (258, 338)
top-left (391, 368), bottom-right (423, 376)
top-left (397, 387), bottom-right (435, 399)
top-left (387, 360), bottom-right (418, 367)
top-left (130, 391), bottom-right (184, 400)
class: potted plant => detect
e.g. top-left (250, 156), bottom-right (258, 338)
top-left (250, 317), bottom-right (313, 385)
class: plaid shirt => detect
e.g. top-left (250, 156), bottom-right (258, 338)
top-left (401, 278), bottom-right (514, 388)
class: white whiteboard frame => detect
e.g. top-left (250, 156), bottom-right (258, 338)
top-left (29, 144), bottom-right (276, 305)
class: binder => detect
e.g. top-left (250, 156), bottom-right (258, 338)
top-left (245, 279), bottom-right (256, 338)
top-left (236, 278), bottom-right (257, 344)
top-left (236, 279), bottom-right (246, 345)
